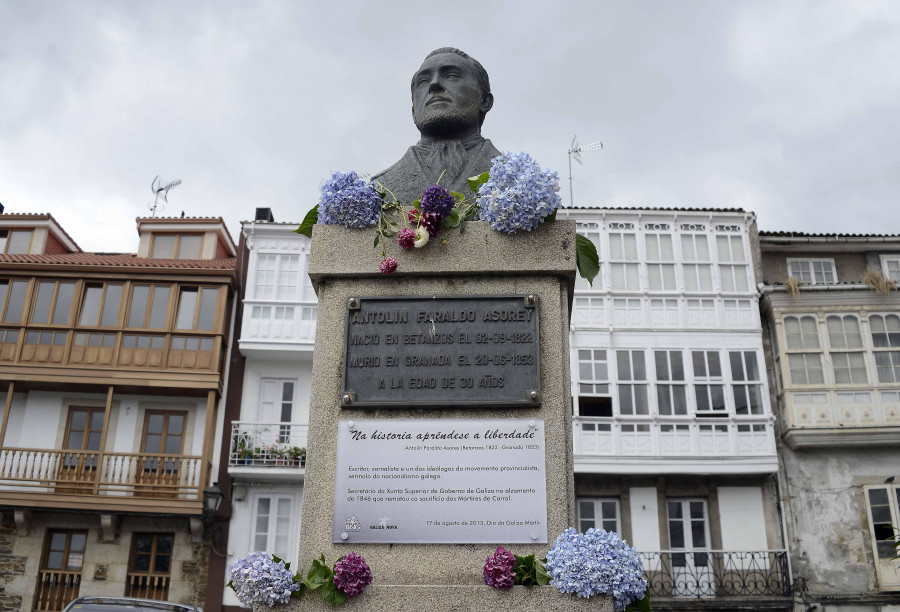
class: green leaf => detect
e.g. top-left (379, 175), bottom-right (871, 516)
top-left (467, 171), bottom-right (490, 194)
top-left (295, 206), bottom-right (318, 238)
top-left (373, 233), bottom-right (380, 248)
top-left (225, 580), bottom-right (234, 591)
top-left (575, 233), bottom-right (600, 286)
top-left (545, 209), bottom-right (557, 222)
top-left (535, 558), bottom-right (551, 586)
top-left (449, 190), bottom-right (466, 203)
top-left (321, 579), bottom-right (349, 607)
top-left (624, 587), bottom-right (652, 612)
top-left (442, 208), bottom-right (461, 229)
top-left (512, 553), bottom-right (537, 586)
top-left (302, 555), bottom-right (332, 591)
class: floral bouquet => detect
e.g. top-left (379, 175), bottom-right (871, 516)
top-left (482, 529), bottom-right (651, 612)
top-left (297, 152), bottom-right (599, 283)
top-left (227, 551), bottom-right (372, 607)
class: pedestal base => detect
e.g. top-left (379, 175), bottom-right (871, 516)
top-left (261, 585), bottom-right (613, 612)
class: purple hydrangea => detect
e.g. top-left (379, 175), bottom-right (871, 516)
top-left (227, 552), bottom-right (300, 607)
top-left (544, 528), bottom-right (647, 611)
top-left (420, 185), bottom-right (456, 218)
top-left (482, 546), bottom-right (516, 590)
top-left (379, 257), bottom-right (398, 275)
top-left (333, 552), bottom-right (373, 598)
top-left (316, 171), bottom-right (381, 228)
top-left (476, 152), bottom-right (561, 233)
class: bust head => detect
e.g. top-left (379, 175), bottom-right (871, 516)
top-left (410, 48), bottom-right (494, 140)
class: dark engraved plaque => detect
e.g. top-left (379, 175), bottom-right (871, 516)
top-left (342, 295), bottom-right (541, 408)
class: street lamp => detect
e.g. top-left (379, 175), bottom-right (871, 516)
top-left (203, 483), bottom-right (224, 541)
top-left (567, 135), bottom-right (604, 207)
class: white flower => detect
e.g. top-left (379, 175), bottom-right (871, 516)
top-left (413, 227), bottom-right (430, 248)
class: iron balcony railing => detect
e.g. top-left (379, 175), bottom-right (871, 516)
top-left (229, 421), bottom-right (308, 468)
top-left (640, 550), bottom-right (791, 598)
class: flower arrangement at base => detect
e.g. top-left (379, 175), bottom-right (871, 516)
top-left (481, 530), bottom-right (651, 612)
top-left (296, 153), bottom-right (599, 285)
top-left (227, 551), bottom-right (373, 607)
top-left (545, 528), bottom-right (648, 611)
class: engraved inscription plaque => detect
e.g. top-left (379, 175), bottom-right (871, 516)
top-left (342, 295), bottom-right (541, 408)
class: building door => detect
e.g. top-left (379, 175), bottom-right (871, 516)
top-left (667, 499), bottom-right (714, 597)
top-left (33, 531), bottom-right (86, 612)
top-left (138, 411), bottom-right (186, 497)
top-left (57, 408), bottom-right (104, 494)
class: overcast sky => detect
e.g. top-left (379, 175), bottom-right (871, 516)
top-left (2, 0), bottom-right (898, 253)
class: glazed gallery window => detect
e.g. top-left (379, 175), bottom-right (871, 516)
top-left (0, 279), bottom-right (29, 324)
top-left (0, 229), bottom-right (33, 254)
top-left (826, 315), bottom-right (867, 384)
top-left (78, 283), bottom-right (122, 327)
top-left (174, 287), bottom-right (218, 331)
top-left (788, 259), bottom-right (836, 285)
top-left (729, 351), bottom-right (764, 414)
top-left (576, 349), bottom-right (612, 417)
top-left (127, 285), bottom-right (171, 329)
top-left (655, 350), bottom-right (687, 416)
top-left (252, 495), bottom-right (295, 559)
top-left (681, 233), bottom-right (713, 292)
top-left (870, 315), bottom-right (900, 383)
top-left (578, 498), bottom-right (620, 534)
top-left (150, 234), bottom-right (202, 259)
top-left (617, 350), bottom-right (649, 415)
top-left (31, 281), bottom-right (76, 326)
top-left (783, 315), bottom-right (825, 385)
top-left (609, 232), bottom-right (640, 291)
top-left (645, 234), bottom-right (676, 291)
top-left (126, 533), bottom-right (174, 600)
top-left (716, 235), bottom-right (750, 292)
top-left (255, 253), bottom-right (316, 302)
top-left (693, 350), bottom-right (726, 414)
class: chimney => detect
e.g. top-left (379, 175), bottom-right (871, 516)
top-left (255, 207), bottom-right (274, 222)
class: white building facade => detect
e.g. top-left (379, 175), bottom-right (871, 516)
top-left (220, 212), bottom-right (316, 611)
top-left (563, 207), bottom-right (791, 610)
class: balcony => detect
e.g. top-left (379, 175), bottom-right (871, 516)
top-left (573, 416), bottom-right (778, 474)
top-left (0, 448), bottom-right (206, 514)
top-left (781, 389), bottom-right (900, 448)
top-left (239, 300), bottom-right (317, 359)
top-left (641, 550), bottom-right (791, 603)
top-left (228, 421), bottom-right (307, 483)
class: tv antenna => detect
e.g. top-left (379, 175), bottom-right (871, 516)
top-left (149, 175), bottom-right (182, 217)
top-left (567, 135), bottom-right (603, 207)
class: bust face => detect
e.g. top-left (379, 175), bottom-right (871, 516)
top-left (411, 53), bottom-right (490, 140)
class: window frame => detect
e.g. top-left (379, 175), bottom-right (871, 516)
top-left (577, 497), bottom-right (621, 535)
top-left (174, 286), bottom-right (219, 331)
top-left (2, 229), bottom-right (34, 254)
top-left (126, 284), bottom-right (173, 330)
top-left (77, 283), bottom-right (123, 328)
top-left (30, 280), bottom-right (77, 326)
top-left (880, 255), bottom-right (900, 284)
top-left (608, 231), bottom-right (640, 291)
top-left (150, 233), bottom-right (204, 260)
top-left (126, 532), bottom-right (175, 600)
top-left (250, 492), bottom-right (298, 562)
top-left (787, 258), bottom-right (837, 285)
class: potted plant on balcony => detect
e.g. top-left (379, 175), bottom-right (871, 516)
top-left (234, 438), bottom-right (255, 465)
top-left (287, 446), bottom-right (306, 467)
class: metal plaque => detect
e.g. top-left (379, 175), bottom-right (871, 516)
top-left (341, 295), bottom-right (541, 408)
top-left (333, 418), bottom-right (548, 544)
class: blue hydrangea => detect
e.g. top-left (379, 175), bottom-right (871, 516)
top-left (544, 528), bottom-right (647, 611)
top-left (316, 171), bottom-right (381, 228)
top-left (476, 152), bottom-right (561, 233)
top-left (228, 552), bottom-right (300, 607)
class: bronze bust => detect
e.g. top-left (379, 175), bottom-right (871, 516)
top-left (373, 48), bottom-right (501, 203)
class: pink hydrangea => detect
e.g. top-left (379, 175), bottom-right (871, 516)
top-left (379, 258), bottom-right (398, 275)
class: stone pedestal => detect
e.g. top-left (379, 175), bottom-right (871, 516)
top-left (281, 220), bottom-right (611, 611)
